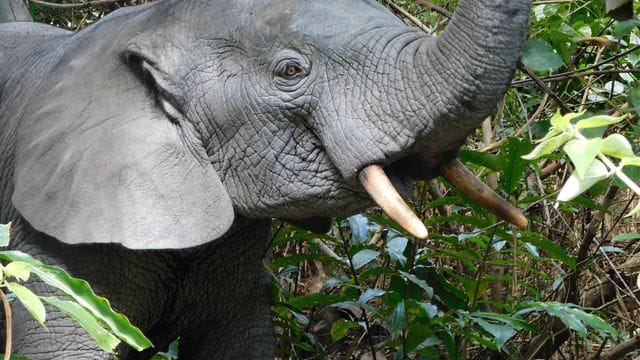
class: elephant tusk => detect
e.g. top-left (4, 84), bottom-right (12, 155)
top-left (359, 165), bottom-right (428, 239)
top-left (437, 158), bottom-right (528, 229)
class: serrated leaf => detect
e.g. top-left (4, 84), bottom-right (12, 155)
top-left (330, 319), bottom-right (359, 342)
top-left (399, 271), bottom-right (433, 297)
top-left (575, 115), bottom-right (626, 129)
top-left (563, 138), bottom-right (602, 178)
top-left (3, 261), bottom-right (32, 281)
top-left (522, 133), bottom-right (572, 160)
top-left (0, 251), bottom-right (152, 351)
top-left (386, 237), bottom-right (408, 266)
top-left (6, 282), bottom-right (46, 326)
top-left (521, 40), bottom-right (564, 73)
top-left (358, 288), bottom-right (385, 304)
top-left (0, 223), bottom-right (10, 247)
top-left (557, 160), bottom-right (608, 202)
top-left (351, 249), bottom-right (379, 270)
top-left (602, 134), bottom-right (635, 158)
top-left (42, 297), bottom-right (121, 353)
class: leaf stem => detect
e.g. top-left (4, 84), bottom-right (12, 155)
top-left (0, 288), bottom-right (12, 360)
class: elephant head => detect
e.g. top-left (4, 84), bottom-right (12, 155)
top-left (11, 0), bottom-right (531, 249)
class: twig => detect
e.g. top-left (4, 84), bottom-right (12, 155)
top-left (28, 0), bottom-right (123, 9)
top-left (600, 334), bottom-right (640, 360)
top-left (1, 289), bottom-right (12, 360)
top-left (518, 63), bottom-right (572, 113)
top-left (386, 1), bottom-right (433, 33)
top-left (414, 0), bottom-right (452, 18)
top-left (578, 46), bottom-right (606, 112)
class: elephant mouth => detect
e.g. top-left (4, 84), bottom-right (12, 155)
top-left (360, 152), bottom-right (529, 239)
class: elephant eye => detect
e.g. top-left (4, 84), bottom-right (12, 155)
top-left (275, 60), bottom-right (306, 80)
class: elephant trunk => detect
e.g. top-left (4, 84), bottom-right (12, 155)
top-left (409, 0), bottom-right (531, 156)
top-left (358, 0), bottom-right (531, 237)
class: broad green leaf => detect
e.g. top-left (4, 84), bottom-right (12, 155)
top-left (522, 232), bottom-right (576, 268)
top-left (358, 288), bottom-right (385, 304)
top-left (42, 297), bottom-right (120, 353)
top-left (522, 133), bottom-right (572, 160)
top-left (0, 223), bottom-right (10, 247)
top-left (575, 115), bottom-right (626, 129)
top-left (151, 339), bottom-right (179, 360)
top-left (499, 138), bottom-right (532, 194)
top-left (563, 138), bottom-right (602, 178)
top-left (347, 214), bottom-right (370, 244)
top-left (330, 319), bottom-right (359, 342)
top-left (351, 249), bottom-right (379, 270)
top-left (390, 301), bottom-right (406, 337)
top-left (0, 251), bottom-right (152, 351)
top-left (399, 271), bottom-right (433, 297)
top-left (6, 282), bottom-right (46, 326)
top-left (621, 156), bottom-right (640, 167)
top-left (471, 317), bottom-right (515, 349)
top-left (521, 40), bottom-right (564, 73)
top-left (386, 237), bottom-right (408, 266)
top-left (459, 150), bottom-right (500, 172)
top-left (602, 134), bottom-right (635, 158)
top-left (557, 160), bottom-right (608, 202)
top-left (3, 261), bottom-right (32, 281)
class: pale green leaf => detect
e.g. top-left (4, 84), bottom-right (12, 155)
top-left (522, 133), bottom-right (573, 160)
top-left (575, 115), bottom-right (626, 129)
top-left (550, 110), bottom-right (585, 129)
top-left (6, 282), bottom-right (46, 326)
top-left (351, 249), bottom-right (379, 270)
top-left (602, 134), bottom-right (635, 158)
top-left (563, 138), bottom-right (602, 178)
top-left (0, 223), bottom-right (10, 247)
top-left (386, 237), bottom-right (408, 265)
top-left (3, 261), bottom-right (32, 281)
top-left (390, 301), bottom-right (406, 337)
top-left (358, 288), bottom-right (385, 304)
top-left (557, 160), bottom-right (608, 202)
top-left (621, 156), bottom-right (640, 167)
top-left (42, 297), bottom-right (121, 353)
top-left (521, 40), bottom-right (564, 73)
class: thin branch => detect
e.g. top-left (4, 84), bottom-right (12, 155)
top-left (386, 1), bottom-right (433, 33)
top-left (518, 63), bottom-right (572, 113)
top-left (414, 0), bottom-right (452, 18)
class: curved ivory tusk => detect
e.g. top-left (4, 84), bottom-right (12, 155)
top-left (438, 159), bottom-right (528, 228)
top-left (359, 165), bottom-right (428, 239)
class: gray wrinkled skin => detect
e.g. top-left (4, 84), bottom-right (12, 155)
top-left (0, 0), bottom-right (531, 358)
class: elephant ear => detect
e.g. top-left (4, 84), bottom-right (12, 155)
top-left (12, 42), bottom-right (234, 250)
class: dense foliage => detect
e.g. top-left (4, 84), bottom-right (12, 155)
top-left (20, 0), bottom-right (640, 359)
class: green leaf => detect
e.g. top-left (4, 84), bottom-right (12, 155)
top-left (563, 138), bottom-right (602, 178)
top-left (386, 237), bottom-right (408, 266)
top-left (6, 282), bottom-right (46, 326)
top-left (471, 317), bottom-right (515, 350)
top-left (41, 297), bottom-right (121, 353)
top-left (390, 301), bottom-right (406, 337)
top-left (3, 261), bottom-right (32, 281)
top-left (0, 251), bottom-right (152, 351)
top-left (522, 133), bottom-right (572, 160)
top-left (557, 160), bottom-right (609, 202)
top-left (602, 134), bottom-right (635, 158)
top-left (358, 288), bottom-right (385, 304)
top-left (351, 249), bottom-right (379, 270)
top-left (0, 223), bottom-right (10, 247)
top-left (621, 156), bottom-right (640, 167)
top-left (550, 110), bottom-right (585, 129)
top-left (612, 232), bottom-right (640, 242)
top-left (523, 242), bottom-right (539, 258)
top-left (499, 138), bottom-right (532, 194)
top-left (330, 319), bottom-right (359, 342)
top-left (613, 19), bottom-right (640, 37)
top-left (575, 115), bottom-right (626, 129)
top-left (399, 271), bottom-right (433, 297)
top-left (459, 150), bottom-right (500, 172)
top-left (521, 40), bottom-right (564, 73)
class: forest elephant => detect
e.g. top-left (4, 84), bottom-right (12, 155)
top-left (0, 0), bottom-right (531, 358)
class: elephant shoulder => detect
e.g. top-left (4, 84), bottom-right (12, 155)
top-left (0, 23), bottom-right (70, 74)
